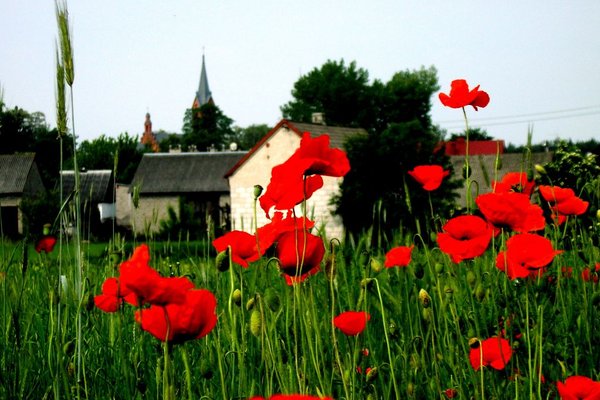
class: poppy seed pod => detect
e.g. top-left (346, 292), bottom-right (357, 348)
top-left (232, 288), bottom-right (242, 306)
top-left (253, 184), bottom-right (264, 199)
top-left (215, 249), bottom-right (230, 272)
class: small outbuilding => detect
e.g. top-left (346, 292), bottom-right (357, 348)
top-left (0, 153), bottom-right (46, 237)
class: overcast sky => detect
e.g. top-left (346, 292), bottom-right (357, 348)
top-left (1, 1), bottom-right (599, 146)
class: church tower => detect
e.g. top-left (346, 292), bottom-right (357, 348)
top-left (140, 112), bottom-right (159, 152)
top-left (192, 54), bottom-right (213, 109)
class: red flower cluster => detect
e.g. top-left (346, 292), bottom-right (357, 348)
top-left (384, 245), bottom-right (414, 268)
top-left (582, 263), bottom-right (600, 283)
top-left (556, 376), bottom-right (600, 399)
top-left (539, 185), bottom-right (589, 225)
top-left (95, 244), bottom-right (217, 343)
top-left (437, 215), bottom-right (494, 263)
top-left (408, 165), bottom-right (449, 191)
top-left (333, 311), bottom-right (370, 336)
top-left (469, 337), bottom-right (512, 371)
top-left (439, 79), bottom-right (490, 111)
top-left (492, 172), bottom-right (535, 197)
top-left (476, 192), bottom-right (545, 233)
top-left (260, 132), bottom-right (350, 218)
top-left (213, 133), bottom-right (349, 284)
top-left (495, 233), bottom-right (562, 280)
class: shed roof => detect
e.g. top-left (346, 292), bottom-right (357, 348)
top-left (225, 119), bottom-right (366, 177)
top-left (0, 153), bottom-right (37, 195)
top-left (61, 169), bottom-right (114, 203)
top-left (131, 151), bottom-right (246, 194)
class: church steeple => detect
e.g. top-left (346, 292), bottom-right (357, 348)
top-left (192, 54), bottom-right (213, 109)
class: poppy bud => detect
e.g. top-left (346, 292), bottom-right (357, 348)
top-left (215, 249), bottom-right (229, 272)
top-left (43, 223), bottom-right (51, 235)
top-left (407, 382), bottom-right (415, 396)
top-left (360, 278), bottom-right (374, 289)
top-left (434, 263), bottom-right (444, 274)
top-left (63, 340), bottom-right (75, 356)
top-left (422, 307), bottom-right (433, 323)
top-left (263, 287), bottom-right (280, 312)
top-left (466, 270), bottom-right (477, 288)
top-left (409, 353), bottom-right (420, 369)
top-left (253, 184), bottom-right (264, 199)
top-left (418, 288), bottom-right (431, 308)
top-left (468, 337), bottom-right (480, 349)
top-left (474, 284), bottom-right (486, 301)
top-left (534, 164), bottom-right (547, 175)
top-left (366, 366), bottom-right (378, 382)
top-left (199, 358), bottom-right (214, 379)
top-left (232, 288), bottom-right (242, 306)
top-left (250, 309), bottom-right (262, 337)
top-left (246, 296), bottom-right (256, 311)
top-left (370, 257), bottom-right (383, 273)
top-left (444, 285), bottom-right (454, 299)
top-left (596, 209), bottom-right (600, 221)
top-left (462, 164), bottom-right (471, 179)
top-left (361, 348), bottom-right (370, 357)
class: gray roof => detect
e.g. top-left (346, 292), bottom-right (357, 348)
top-left (225, 119), bottom-right (366, 177)
top-left (131, 151), bottom-right (247, 194)
top-left (0, 153), bottom-right (44, 196)
top-left (288, 121), bottom-right (367, 150)
top-left (61, 169), bottom-right (114, 203)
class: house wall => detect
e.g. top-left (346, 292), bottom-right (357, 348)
top-left (229, 127), bottom-right (345, 240)
top-left (0, 197), bottom-right (22, 236)
top-left (115, 184), bottom-right (132, 227)
top-left (130, 195), bottom-right (179, 235)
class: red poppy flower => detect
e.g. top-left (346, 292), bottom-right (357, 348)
top-left (437, 215), bottom-right (494, 263)
top-left (439, 79), bottom-right (490, 111)
top-left (256, 211), bottom-right (315, 254)
top-left (556, 376), bottom-right (600, 400)
top-left (35, 235), bottom-right (57, 253)
top-left (469, 337), bottom-right (512, 371)
top-left (333, 311), bottom-right (371, 336)
top-left (283, 265), bottom-right (320, 286)
top-left (120, 245), bottom-right (194, 305)
top-left (212, 230), bottom-right (260, 268)
top-left (539, 185), bottom-right (589, 223)
top-left (384, 245), bottom-right (414, 268)
top-left (582, 263), bottom-right (600, 283)
top-left (408, 165), bottom-right (450, 191)
top-left (94, 277), bottom-right (138, 313)
top-left (275, 230), bottom-right (325, 277)
top-left (260, 132), bottom-right (350, 218)
top-left (492, 172), bottom-right (535, 197)
top-left (260, 160), bottom-right (324, 218)
top-left (495, 233), bottom-right (562, 280)
top-left (443, 388), bottom-right (458, 399)
top-left (135, 289), bottom-right (217, 344)
top-left (476, 192), bottom-right (546, 233)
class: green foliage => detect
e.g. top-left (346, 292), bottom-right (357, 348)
top-left (232, 123), bottom-right (270, 150)
top-left (182, 103), bottom-right (235, 151)
top-left (450, 127), bottom-right (493, 141)
top-left (158, 197), bottom-right (214, 241)
top-left (18, 189), bottom-right (61, 237)
top-left (336, 121), bottom-right (459, 235)
top-left (75, 132), bottom-right (144, 183)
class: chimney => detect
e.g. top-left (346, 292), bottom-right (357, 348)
top-left (311, 112), bottom-right (326, 125)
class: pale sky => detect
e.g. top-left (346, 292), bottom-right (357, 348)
top-left (1, 1), bottom-right (599, 146)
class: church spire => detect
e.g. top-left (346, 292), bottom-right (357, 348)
top-left (193, 53), bottom-right (213, 109)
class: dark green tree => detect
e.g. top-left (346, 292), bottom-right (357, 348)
top-left (232, 124), bottom-right (270, 150)
top-left (281, 60), bottom-right (374, 130)
top-left (282, 60), bottom-right (458, 235)
top-left (76, 132), bottom-right (144, 183)
top-left (182, 103), bottom-right (234, 151)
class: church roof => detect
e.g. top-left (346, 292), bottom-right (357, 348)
top-left (194, 55), bottom-right (212, 107)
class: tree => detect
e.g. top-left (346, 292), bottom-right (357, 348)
top-left (449, 127), bottom-right (493, 141)
top-left (76, 133), bottom-right (144, 183)
top-left (281, 60), bottom-right (457, 235)
top-left (281, 60), bottom-right (374, 130)
top-left (182, 103), bottom-right (235, 151)
top-left (232, 124), bottom-right (270, 150)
